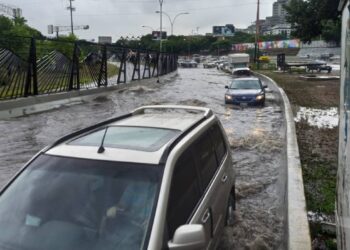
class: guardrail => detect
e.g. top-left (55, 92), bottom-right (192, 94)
top-left (0, 36), bottom-right (178, 100)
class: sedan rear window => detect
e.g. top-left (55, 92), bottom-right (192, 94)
top-left (0, 155), bottom-right (162, 250)
top-left (229, 79), bottom-right (261, 90)
top-left (69, 126), bottom-right (181, 152)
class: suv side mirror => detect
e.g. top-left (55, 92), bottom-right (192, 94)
top-left (225, 85), bottom-right (229, 89)
top-left (263, 85), bottom-right (268, 89)
top-left (168, 224), bottom-right (206, 250)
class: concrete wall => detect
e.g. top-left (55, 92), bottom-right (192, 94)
top-left (300, 40), bottom-right (338, 48)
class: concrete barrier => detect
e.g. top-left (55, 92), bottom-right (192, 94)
top-left (256, 72), bottom-right (312, 250)
top-left (0, 72), bottom-right (177, 119)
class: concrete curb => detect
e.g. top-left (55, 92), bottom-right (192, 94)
top-left (0, 72), bottom-right (177, 119)
top-left (256, 72), bottom-right (312, 250)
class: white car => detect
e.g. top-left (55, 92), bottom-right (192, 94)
top-left (0, 105), bottom-right (235, 250)
top-left (232, 67), bottom-right (251, 77)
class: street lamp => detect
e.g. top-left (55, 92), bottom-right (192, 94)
top-left (155, 11), bottom-right (189, 36)
top-left (141, 25), bottom-right (154, 32)
top-left (157, 0), bottom-right (164, 83)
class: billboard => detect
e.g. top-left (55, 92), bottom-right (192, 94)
top-left (259, 39), bottom-right (300, 49)
top-left (98, 36), bottom-right (112, 44)
top-left (232, 39), bottom-right (301, 51)
top-left (213, 24), bottom-right (235, 37)
top-left (152, 31), bottom-right (167, 40)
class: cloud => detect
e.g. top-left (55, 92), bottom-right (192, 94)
top-left (9, 0), bottom-right (276, 41)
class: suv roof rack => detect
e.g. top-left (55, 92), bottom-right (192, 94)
top-left (132, 105), bottom-right (213, 118)
top-left (44, 105), bottom-right (214, 155)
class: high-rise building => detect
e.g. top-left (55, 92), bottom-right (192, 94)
top-left (243, 0), bottom-right (292, 37)
top-left (272, 0), bottom-right (290, 25)
top-left (262, 0), bottom-right (292, 37)
top-left (273, 0), bottom-right (289, 18)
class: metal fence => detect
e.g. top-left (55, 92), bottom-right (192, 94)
top-left (0, 36), bottom-right (178, 100)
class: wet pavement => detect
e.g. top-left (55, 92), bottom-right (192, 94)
top-left (0, 67), bottom-right (287, 249)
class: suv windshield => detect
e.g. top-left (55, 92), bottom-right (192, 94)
top-left (0, 155), bottom-right (162, 250)
top-left (230, 79), bottom-right (261, 90)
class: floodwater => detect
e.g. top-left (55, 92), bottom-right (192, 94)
top-left (0, 67), bottom-right (287, 249)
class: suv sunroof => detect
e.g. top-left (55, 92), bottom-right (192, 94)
top-left (69, 126), bottom-right (181, 152)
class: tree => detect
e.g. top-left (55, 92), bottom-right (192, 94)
top-left (0, 16), bottom-right (14, 35)
top-left (285, 0), bottom-right (341, 43)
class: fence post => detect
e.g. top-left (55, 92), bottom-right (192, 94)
top-left (98, 45), bottom-right (107, 87)
top-left (117, 49), bottom-right (127, 84)
top-left (132, 51), bottom-right (141, 81)
top-left (24, 38), bottom-right (38, 97)
top-left (104, 46), bottom-right (108, 86)
top-left (69, 42), bottom-right (80, 90)
top-left (152, 53), bottom-right (159, 77)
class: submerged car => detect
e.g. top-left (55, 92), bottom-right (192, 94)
top-left (0, 105), bottom-right (235, 250)
top-left (225, 77), bottom-right (267, 106)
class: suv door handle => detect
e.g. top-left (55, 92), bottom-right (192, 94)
top-left (221, 174), bottom-right (228, 183)
top-left (202, 209), bottom-right (211, 223)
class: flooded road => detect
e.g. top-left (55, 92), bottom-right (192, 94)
top-left (0, 67), bottom-right (286, 249)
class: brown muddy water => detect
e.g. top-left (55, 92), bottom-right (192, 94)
top-left (0, 67), bottom-right (287, 249)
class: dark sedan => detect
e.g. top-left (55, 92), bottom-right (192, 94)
top-left (224, 77), bottom-right (267, 106)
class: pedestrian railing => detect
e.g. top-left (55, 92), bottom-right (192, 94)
top-left (0, 35), bottom-right (178, 100)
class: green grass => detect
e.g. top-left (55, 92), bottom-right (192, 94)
top-left (259, 70), bottom-right (339, 216)
top-left (302, 161), bottom-right (336, 214)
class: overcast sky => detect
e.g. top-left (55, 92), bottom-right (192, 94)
top-left (8, 0), bottom-right (276, 41)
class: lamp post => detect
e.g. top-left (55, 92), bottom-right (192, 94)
top-left (155, 11), bottom-right (189, 36)
top-left (255, 0), bottom-right (260, 65)
top-left (157, 0), bottom-right (164, 83)
top-left (158, 0), bottom-right (164, 53)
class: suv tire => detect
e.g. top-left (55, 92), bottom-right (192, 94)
top-left (225, 189), bottom-right (236, 227)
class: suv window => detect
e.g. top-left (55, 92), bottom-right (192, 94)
top-left (210, 124), bottom-right (227, 164)
top-left (193, 131), bottom-right (218, 190)
top-left (167, 148), bottom-right (201, 238)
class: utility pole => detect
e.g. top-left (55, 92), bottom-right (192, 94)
top-left (255, 0), bottom-right (260, 63)
top-left (157, 0), bottom-right (164, 83)
top-left (67, 0), bottom-right (75, 35)
top-left (159, 0), bottom-right (164, 53)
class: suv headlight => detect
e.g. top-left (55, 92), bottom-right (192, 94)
top-left (256, 94), bottom-right (264, 101)
top-left (225, 95), bottom-right (233, 100)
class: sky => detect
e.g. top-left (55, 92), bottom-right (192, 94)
top-left (6, 0), bottom-right (276, 41)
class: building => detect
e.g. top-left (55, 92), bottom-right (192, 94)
top-left (264, 23), bottom-right (292, 38)
top-left (244, 0), bottom-right (291, 35)
top-left (273, 0), bottom-right (289, 19)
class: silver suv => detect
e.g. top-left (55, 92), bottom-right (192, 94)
top-left (0, 105), bottom-right (235, 250)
